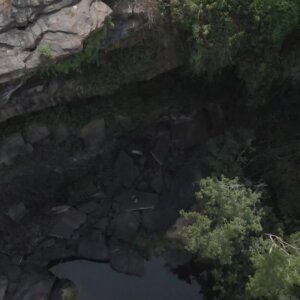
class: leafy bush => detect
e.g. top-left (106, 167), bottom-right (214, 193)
top-left (180, 176), bottom-right (263, 265)
top-left (169, 0), bottom-right (300, 97)
top-left (247, 234), bottom-right (300, 299)
top-left (179, 176), bottom-right (300, 299)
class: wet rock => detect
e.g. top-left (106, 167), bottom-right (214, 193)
top-left (24, 123), bottom-right (50, 144)
top-left (0, 276), bottom-right (7, 300)
top-left (115, 190), bottom-right (159, 212)
top-left (110, 212), bottom-right (140, 242)
top-left (0, 133), bottom-right (32, 166)
top-left (28, 239), bottom-right (76, 267)
top-left (114, 151), bottom-right (139, 188)
top-left (6, 202), bottom-right (27, 222)
top-left (150, 169), bottom-right (164, 193)
top-left (50, 209), bottom-right (87, 239)
top-left (77, 231), bottom-right (108, 261)
top-left (12, 272), bottom-right (53, 300)
top-left (110, 240), bottom-right (144, 276)
top-left (79, 119), bottom-right (106, 150)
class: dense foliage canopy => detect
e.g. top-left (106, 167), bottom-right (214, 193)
top-left (179, 176), bottom-right (300, 299)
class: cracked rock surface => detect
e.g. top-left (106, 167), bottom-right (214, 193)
top-left (0, 0), bottom-right (111, 83)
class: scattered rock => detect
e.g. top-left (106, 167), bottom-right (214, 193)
top-left (6, 203), bottom-right (27, 222)
top-left (0, 133), bottom-right (32, 166)
top-left (79, 119), bottom-right (106, 150)
top-left (114, 151), bottom-right (139, 188)
top-left (110, 240), bottom-right (144, 276)
top-left (0, 276), bottom-right (7, 300)
top-left (24, 123), bottom-right (50, 144)
top-left (77, 231), bottom-right (108, 261)
top-left (50, 209), bottom-right (87, 239)
top-left (110, 212), bottom-right (140, 241)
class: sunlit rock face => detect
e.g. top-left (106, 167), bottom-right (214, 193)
top-left (0, 0), bottom-right (112, 83)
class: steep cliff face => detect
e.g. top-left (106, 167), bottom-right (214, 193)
top-left (0, 0), bottom-right (112, 83)
top-left (0, 0), bottom-right (183, 122)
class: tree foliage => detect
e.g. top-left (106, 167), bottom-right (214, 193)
top-left (179, 176), bottom-right (300, 299)
top-left (180, 176), bottom-right (263, 265)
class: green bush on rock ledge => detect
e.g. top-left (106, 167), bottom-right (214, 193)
top-left (169, 0), bottom-right (300, 98)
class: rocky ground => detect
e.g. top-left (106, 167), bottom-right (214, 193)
top-left (0, 98), bottom-right (212, 299)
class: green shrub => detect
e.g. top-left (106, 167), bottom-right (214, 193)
top-left (180, 176), bottom-right (263, 265)
top-left (179, 176), bottom-right (300, 299)
top-left (38, 44), bottom-right (53, 59)
top-left (169, 0), bottom-right (300, 97)
top-left (247, 234), bottom-right (300, 299)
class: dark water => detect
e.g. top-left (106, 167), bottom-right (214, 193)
top-left (51, 257), bottom-right (203, 300)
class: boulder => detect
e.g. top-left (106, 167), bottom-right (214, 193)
top-left (77, 231), bottom-right (108, 261)
top-left (114, 151), bottom-right (139, 188)
top-left (50, 209), bottom-right (87, 239)
top-left (110, 211), bottom-right (140, 242)
top-left (6, 202), bottom-right (27, 223)
top-left (79, 119), bottom-right (106, 150)
top-left (53, 123), bottom-right (70, 144)
top-left (24, 123), bottom-right (50, 144)
top-left (110, 240), bottom-right (144, 276)
top-left (0, 133), bottom-right (32, 166)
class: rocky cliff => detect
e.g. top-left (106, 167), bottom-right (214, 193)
top-left (0, 0), bottom-right (183, 122)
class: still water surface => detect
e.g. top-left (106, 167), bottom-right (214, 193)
top-left (51, 257), bottom-right (203, 300)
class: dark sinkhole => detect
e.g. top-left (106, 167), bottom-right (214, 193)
top-left (50, 257), bottom-right (203, 300)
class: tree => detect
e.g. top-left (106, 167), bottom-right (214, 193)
top-left (180, 176), bottom-right (263, 265)
top-left (247, 234), bottom-right (300, 299)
